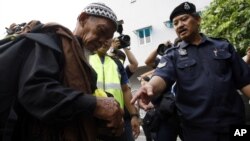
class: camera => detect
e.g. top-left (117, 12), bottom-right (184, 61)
top-left (117, 34), bottom-right (130, 49)
top-left (5, 22), bottom-right (26, 35)
top-left (157, 42), bottom-right (173, 56)
top-left (116, 20), bottom-right (131, 49)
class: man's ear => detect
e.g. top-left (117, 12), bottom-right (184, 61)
top-left (195, 15), bottom-right (201, 25)
top-left (78, 13), bottom-right (89, 25)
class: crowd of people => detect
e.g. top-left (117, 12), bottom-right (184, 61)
top-left (0, 1), bottom-right (249, 141)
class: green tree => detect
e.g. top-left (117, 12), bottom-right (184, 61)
top-left (201, 0), bottom-right (250, 56)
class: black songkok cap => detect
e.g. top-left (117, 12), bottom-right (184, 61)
top-left (170, 2), bottom-right (196, 21)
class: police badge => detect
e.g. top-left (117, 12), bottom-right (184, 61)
top-left (184, 2), bottom-right (191, 10)
top-left (178, 48), bottom-right (187, 56)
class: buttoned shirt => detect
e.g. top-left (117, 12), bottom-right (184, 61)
top-left (154, 34), bottom-right (250, 127)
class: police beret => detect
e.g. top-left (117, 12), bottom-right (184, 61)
top-left (170, 2), bottom-right (196, 21)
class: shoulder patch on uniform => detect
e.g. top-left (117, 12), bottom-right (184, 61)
top-left (157, 61), bottom-right (167, 68)
top-left (165, 46), bottom-right (179, 54)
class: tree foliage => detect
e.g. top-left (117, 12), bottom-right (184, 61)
top-left (201, 0), bottom-right (250, 56)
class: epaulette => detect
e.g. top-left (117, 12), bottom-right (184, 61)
top-left (164, 46), bottom-right (179, 54)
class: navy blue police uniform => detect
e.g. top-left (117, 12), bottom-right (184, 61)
top-left (153, 34), bottom-right (250, 141)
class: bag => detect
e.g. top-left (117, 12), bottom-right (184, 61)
top-left (158, 91), bottom-right (176, 119)
top-left (142, 91), bottom-right (176, 132)
top-left (0, 21), bottom-right (60, 141)
top-left (142, 108), bottom-right (161, 132)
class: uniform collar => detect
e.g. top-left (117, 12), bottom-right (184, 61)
top-left (179, 33), bottom-right (208, 49)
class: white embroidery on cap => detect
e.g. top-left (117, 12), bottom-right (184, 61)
top-left (184, 3), bottom-right (190, 10)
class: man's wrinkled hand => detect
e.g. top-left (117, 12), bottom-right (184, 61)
top-left (94, 97), bottom-right (124, 136)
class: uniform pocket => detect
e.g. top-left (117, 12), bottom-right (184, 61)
top-left (213, 49), bottom-right (231, 76)
top-left (177, 59), bottom-right (196, 69)
top-left (177, 59), bottom-right (197, 80)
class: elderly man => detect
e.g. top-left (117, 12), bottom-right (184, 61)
top-left (131, 2), bottom-right (250, 141)
top-left (1, 2), bottom-right (124, 141)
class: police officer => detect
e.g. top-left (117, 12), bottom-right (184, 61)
top-left (131, 2), bottom-right (250, 141)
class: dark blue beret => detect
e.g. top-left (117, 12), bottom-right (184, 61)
top-left (170, 2), bottom-right (196, 21)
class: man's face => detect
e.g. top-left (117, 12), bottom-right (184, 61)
top-left (80, 16), bottom-right (116, 52)
top-left (246, 47), bottom-right (250, 56)
top-left (172, 14), bottom-right (200, 41)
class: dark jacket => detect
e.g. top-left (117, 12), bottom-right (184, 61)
top-left (0, 25), bottom-right (98, 141)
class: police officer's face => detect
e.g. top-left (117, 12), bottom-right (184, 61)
top-left (173, 14), bottom-right (201, 42)
top-left (76, 15), bottom-right (116, 52)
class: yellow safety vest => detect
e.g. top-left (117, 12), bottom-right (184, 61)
top-left (89, 54), bottom-right (124, 109)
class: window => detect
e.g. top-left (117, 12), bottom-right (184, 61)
top-left (164, 21), bottom-right (173, 28)
top-left (136, 26), bottom-right (152, 45)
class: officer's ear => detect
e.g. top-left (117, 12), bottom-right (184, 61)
top-left (192, 13), bottom-right (201, 25)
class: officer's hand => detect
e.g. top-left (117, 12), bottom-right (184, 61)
top-left (131, 116), bottom-right (140, 139)
top-left (94, 97), bottom-right (124, 136)
top-left (138, 101), bottom-right (154, 111)
top-left (131, 84), bottom-right (153, 110)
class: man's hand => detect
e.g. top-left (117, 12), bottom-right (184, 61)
top-left (131, 83), bottom-right (154, 110)
top-left (111, 38), bottom-right (121, 49)
top-left (131, 116), bottom-right (140, 139)
top-left (138, 101), bottom-right (154, 112)
top-left (94, 97), bottom-right (124, 136)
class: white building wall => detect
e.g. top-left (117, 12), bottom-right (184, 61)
top-left (100, 0), bottom-right (212, 66)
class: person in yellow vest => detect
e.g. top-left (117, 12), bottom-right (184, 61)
top-left (108, 38), bottom-right (139, 141)
top-left (89, 40), bottom-right (140, 141)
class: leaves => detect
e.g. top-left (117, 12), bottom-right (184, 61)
top-left (201, 0), bottom-right (250, 56)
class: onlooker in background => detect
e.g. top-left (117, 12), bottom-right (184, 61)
top-left (132, 2), bottom-right (250, 141)
top-left (89, 40), bottom-right (140, 141)
top-left (109, 37), bottom-right (138, 78)
top-left (1, 2), bottom-right (124, 141)
top-left (243, 47), bottom-right (250, 65)
top-left (242, 46), bottom-right (250, 125)
top-left (109, 37), bottom-right (139, 141)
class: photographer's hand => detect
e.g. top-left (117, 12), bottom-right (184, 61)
top-left (111, 38), bottom-right (121, 49)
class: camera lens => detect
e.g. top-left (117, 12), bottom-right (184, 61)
top-left (121, 35), bottom-right (130, 42)
top-left (118, 34), bottom-right (131, 49)
top-left (157, 44), bottom-right (167, 56)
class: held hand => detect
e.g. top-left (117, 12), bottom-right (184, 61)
top-left (131, 84), bottom-right (154, 110)
top-left (131, 116), bottom-right (140, 139)
top-left (94, 97), bottom-right (124, 136)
